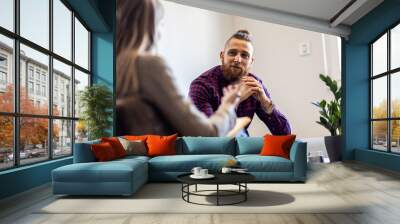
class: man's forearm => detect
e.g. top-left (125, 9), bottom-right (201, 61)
top-left (259, 96), bottom-right (274, 115)
top-left (257, 107), bottom-right (291, 135)
top-left (269, 110), bottom-right (291, 135)
top-left (260, 100), bottom-right (274, 114)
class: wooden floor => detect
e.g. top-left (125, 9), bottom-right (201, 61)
top-left (1, 161), bottom-right (400, 224)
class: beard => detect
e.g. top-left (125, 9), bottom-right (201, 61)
top-left (221, 63), bottom-right (247, 83)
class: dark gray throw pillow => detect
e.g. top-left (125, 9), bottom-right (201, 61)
top-left (118, 137), bottom-right (147, 156)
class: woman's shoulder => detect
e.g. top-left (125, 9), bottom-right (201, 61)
top-left (136, 54), bottom-right (172, 83)
top-left (136, 54), bottom-right (167, 69)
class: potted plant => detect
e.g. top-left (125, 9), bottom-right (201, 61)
top-left (79, 84), bottom-right (113, 140)
top-left (312, 74), bottom-right (342, 162)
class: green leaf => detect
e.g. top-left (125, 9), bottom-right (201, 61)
top-left (79, 84), bottom-right (113, 140)
top-left (312, 74), bottom-right (342, 136)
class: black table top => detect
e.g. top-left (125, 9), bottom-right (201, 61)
top-left (177, 172), bottom-right (255, 185)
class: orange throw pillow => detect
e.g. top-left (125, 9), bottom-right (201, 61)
top-left (260, 134), bottom-right (296, 159)
top-left (101, 137), bottom-right (127, 158)
top-left (146, 134), bottom-right (178, 157)
top-left (124, 135), bottom-right (148, 141)
top-left (91, 142), bottom-right (117, 161)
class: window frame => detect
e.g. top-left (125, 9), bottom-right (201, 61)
top-left (0, 70), bottom-right (7, 85)
top-left (0, 0), bottom-right (92, 171)
top-left (0, 53), bottom-right (7, 68)
top-left (0, 53), bottom-right (8, 89)
top-left (370, 21), bottom-right (400, 154)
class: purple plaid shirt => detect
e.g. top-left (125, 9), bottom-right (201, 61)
top-left (189, 66), bottom-right (291, 136)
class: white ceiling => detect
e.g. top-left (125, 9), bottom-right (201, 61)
top-left (225, 0), bottom-right (353, 22)
top-left (166, 0), bottom-right (384, 38)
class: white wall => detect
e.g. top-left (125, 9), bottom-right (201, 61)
top-left (157, 1), bottom-right (233, 95)
top-left (232, 17), bottom-right (341, 138)
top-left (158, 1), bottom-right (341, 139)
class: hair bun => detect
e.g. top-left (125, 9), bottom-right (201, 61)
top-left (230, 29), bottom-right (252, 42)
top-left (236, 29), bottom-right (250, 35)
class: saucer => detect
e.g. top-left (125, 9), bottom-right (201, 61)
top-left (232, 170), bottom-right (249, 174)
top-left (190, 174), bottom-right (215, 179)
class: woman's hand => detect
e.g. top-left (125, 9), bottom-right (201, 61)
top-left (221, 84), bottom-right (241, 109)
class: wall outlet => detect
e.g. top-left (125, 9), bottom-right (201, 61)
top-left (299, 42), bottom-right (311, 56)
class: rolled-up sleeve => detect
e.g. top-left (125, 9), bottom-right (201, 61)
top-left (256, 84), bottom-right (291, 135)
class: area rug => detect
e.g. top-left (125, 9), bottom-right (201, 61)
top-left (37, 183), bottom-right (362, 214)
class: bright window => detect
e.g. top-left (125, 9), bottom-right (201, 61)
top-left (0, 0), bottom-right (91, 170)
top-left (371, 23), bottom-right (400, 153)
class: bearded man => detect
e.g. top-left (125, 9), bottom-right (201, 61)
top-left (189, 30), bottom-right (291, 137)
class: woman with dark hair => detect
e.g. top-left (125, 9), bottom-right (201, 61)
top-left (116, 0), bottom-right (240, 136)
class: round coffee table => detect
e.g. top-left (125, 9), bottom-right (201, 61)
top-left (177, 172), bottom-right (255, 206)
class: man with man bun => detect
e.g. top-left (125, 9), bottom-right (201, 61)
top-left (189, 30), bottom-right (291, 136)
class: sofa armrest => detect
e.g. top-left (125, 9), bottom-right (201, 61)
top-left (73, 140), bottom-right (100, 163)
top-left (289, 141), bottom-right (307, 181)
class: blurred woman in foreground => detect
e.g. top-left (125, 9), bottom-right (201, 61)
top-left (116, 0), bottom-right (240, 136)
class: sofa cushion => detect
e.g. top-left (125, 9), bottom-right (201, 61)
top-left (147, 134), bottom-right (178, 157)
top-left (101, 137), bottom-right (127, 158)
top-left (177, 137), bottom-right (235, 155)
top-left (115, 155), bottom-right (150, 163)
top-left (74, 139), bottom-right (101, 163)
top-left (118, 137), bottom-right (147, 156)
top-left (52, 159), bottom-right (147, 183)
top-left (260, 134), bottom-right (296, 159)
top-left (124, 135), bottom-right (148, 141)
top-left (236, 155), bottom-right (293, 172)
top-left (91, 142), bottom-right (118, 161)
top-left (236, 137), bottom-right (263, 155)
top-left (148, 154), bottom-right (235, 172)
top-left (124, 135), bottom-right (150, 151)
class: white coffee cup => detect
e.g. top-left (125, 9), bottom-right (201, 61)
top-left (191, 167), bottom-right (202, 176)
top-left (199, 169), bottom-right (208, 176)
top-left (221, 167), bottom-right (232, 174)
